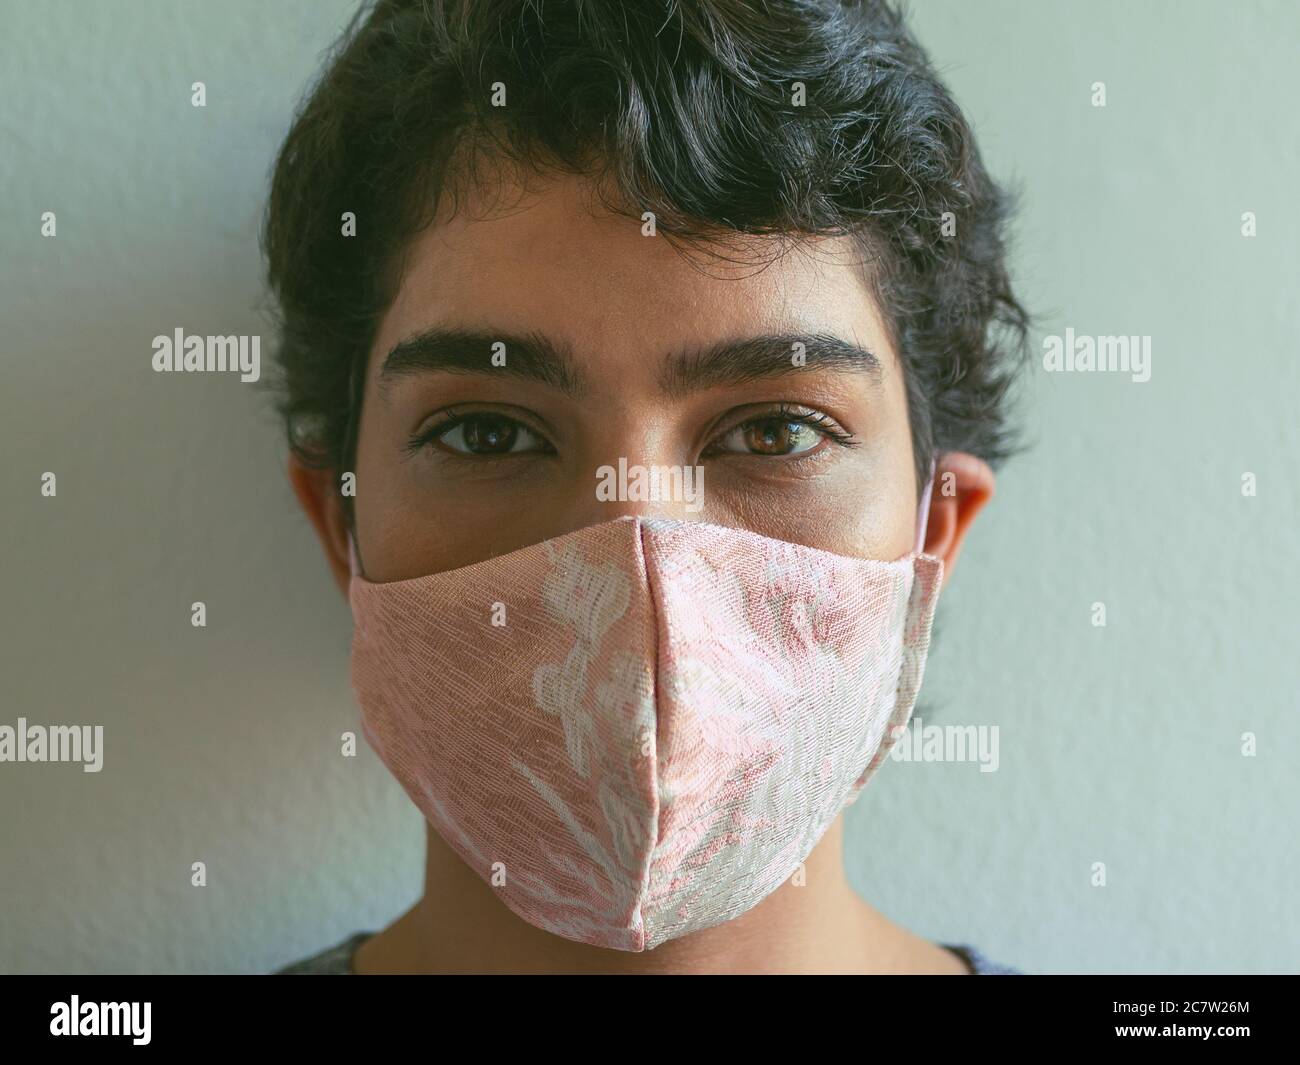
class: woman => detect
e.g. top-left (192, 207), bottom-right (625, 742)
top-left (265, 0), bottom-right (1028, 975)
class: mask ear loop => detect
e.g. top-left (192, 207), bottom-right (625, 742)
top-left (346, 531), bottom-right (361, 580)
top-left (913, 457), bottom-right (938, 556)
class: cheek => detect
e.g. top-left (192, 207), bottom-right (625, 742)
top-left (352, 456), bottom-right (506, 582)
top-left (350, 395), bottom-right (461, 582)
top-left (702, 446), bottom-right (916, 562)
top-left (836, 466), bottom-right (918, 562)
top-left (847, 362), bottom-right (920, 561)
top-left (706, 382), bottom-right (917, 561)
top-left (353, 417), bottom-right (567, 581)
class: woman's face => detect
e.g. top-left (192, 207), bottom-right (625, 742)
top-left (342, 168), bottom-right (934, 583)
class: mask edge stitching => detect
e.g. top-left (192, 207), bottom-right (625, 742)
top-left (633, 517), bottom-right (661, 953)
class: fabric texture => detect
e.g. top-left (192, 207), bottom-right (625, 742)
top-left (348, 515), bottom-right (944, 952)
top-left (272, 931), bottom-right (1022, 974)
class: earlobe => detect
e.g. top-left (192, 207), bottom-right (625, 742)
top-left (920, 452), bottom-right (995, 587)
top-left (287, 454), bottom-right (353, 596)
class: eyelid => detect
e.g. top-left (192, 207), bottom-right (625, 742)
top-left (441, 419), bottom-right (547, 455)
top-left (412, 402), bottom-right (554, 440)
top-left (704, 403), bottom-right (859, 453)
top-left (406, 404), bottom-right (556, 457)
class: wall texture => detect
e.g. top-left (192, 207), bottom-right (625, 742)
top-left (2, 0), bottom-right (1295, 974)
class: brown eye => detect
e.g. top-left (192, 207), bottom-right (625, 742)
top-left (461, 414), bottom-right (517, 453)
top-left (434, 414), bottom-right (546, 455)
top-left (715, 417), bottom-right (823, 456)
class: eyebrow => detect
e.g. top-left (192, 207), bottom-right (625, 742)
top-left (378, 328), bottom-right (882, 397)
top-left (659, 332), bottom-right (882, 397)
top-left (379, 328), bottom-right (585, 395)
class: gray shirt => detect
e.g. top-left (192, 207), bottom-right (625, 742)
top-left (274, 931), bottom-right (1021, 974)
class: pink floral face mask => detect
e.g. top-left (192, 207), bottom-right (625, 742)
top-left (347, 475), bottom-right (943, 951)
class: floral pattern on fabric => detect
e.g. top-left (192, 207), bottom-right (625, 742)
top-left (349, 516), bottom-right (943, 951)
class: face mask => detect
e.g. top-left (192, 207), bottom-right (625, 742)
top-left (346, 473), bottom-right (943, 952)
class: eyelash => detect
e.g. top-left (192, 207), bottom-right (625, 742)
top-left (403, 405), bottom-right (554, 458)
top-left (720, 403), bottom-right (860, 452)
top-left (404, 402), bottom-right (859, 458)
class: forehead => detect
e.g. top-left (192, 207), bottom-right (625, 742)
top-left (369, 168), bottom-right (897, 377)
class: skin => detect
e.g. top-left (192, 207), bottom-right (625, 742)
top-left (291, 164), bottom-right (995, 974)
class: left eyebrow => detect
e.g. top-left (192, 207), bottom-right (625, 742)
top-left (658, 333), bottom-right (882, 397)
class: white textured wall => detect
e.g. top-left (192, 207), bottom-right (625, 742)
top-left (1, 0), bottom-right (1295, 974)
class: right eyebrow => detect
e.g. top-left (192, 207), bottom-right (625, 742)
top-left (378, 328), bottom-right (588, 397)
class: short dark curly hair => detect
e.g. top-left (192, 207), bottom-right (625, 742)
top-left (261, 0), bottom-right (1029, 499)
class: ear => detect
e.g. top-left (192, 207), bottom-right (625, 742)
top-left (920, 451), bottom-right (995, 589)
top-left (287, 453), bottom-right (352, 597)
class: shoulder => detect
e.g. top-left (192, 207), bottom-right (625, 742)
top-left (274, 931), bottom-right (376, 975)
top-left (941, 943), bottom-right (1023, 975)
